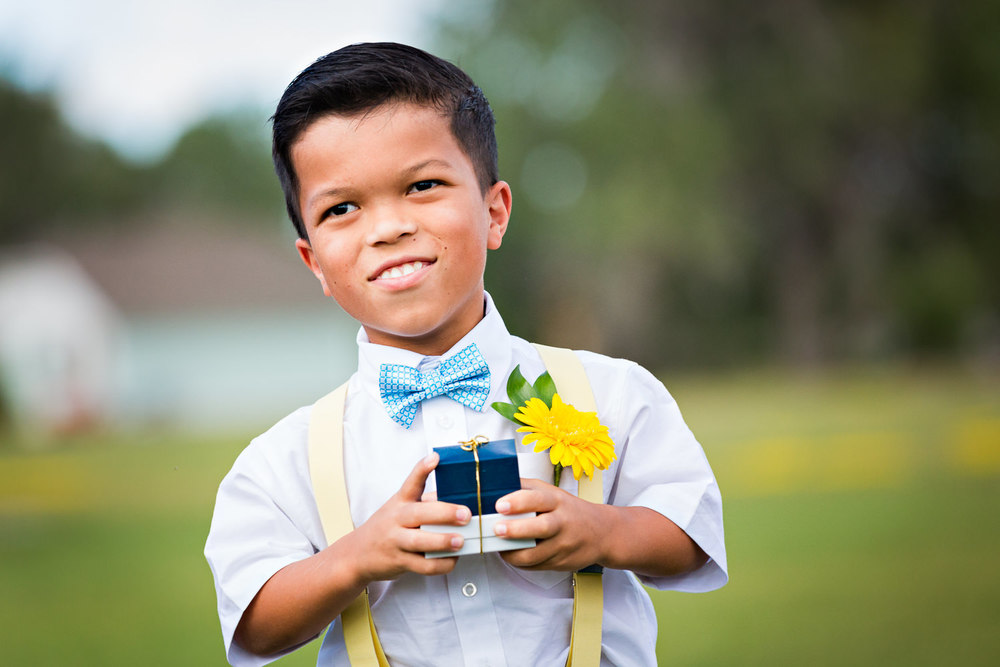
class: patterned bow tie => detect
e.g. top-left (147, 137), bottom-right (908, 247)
top-left (378, 343), bottom-right (492, 428)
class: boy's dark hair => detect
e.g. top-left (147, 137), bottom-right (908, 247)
top-left (272, 42), bottom-right (499, 239)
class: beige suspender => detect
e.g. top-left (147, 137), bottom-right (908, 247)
top-left (307, 345), bottom-right (603, 665)
top-left (533, 345), bottom-right (605, 667)
top-left (308, 383), bottom-right (389, 666)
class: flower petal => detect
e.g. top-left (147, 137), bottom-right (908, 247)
top-left (508, 389), bottom-right (617, 481)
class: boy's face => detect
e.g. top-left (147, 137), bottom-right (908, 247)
top-left (293, 103), bottom-right (511, 356)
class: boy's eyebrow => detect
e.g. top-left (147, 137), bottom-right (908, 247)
top-left (306, 159), bottom-right (457, 209)
top-left (305, 186), bottom-right (352, 211)
top-left (401, 158), bottom-right (454, 176)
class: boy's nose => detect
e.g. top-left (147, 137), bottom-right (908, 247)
top-left (364, 207), bottom-right (418, 245)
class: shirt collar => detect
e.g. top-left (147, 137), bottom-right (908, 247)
top-left (355, 292), bottom-right (513, 405)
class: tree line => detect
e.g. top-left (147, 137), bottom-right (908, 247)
top-left (1, 0), bottom-right (997, 370)
top-left (439, 0), bottom-right (999, 369)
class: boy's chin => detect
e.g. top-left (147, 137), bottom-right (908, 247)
top-left (363, 325), bottom-right (463, 355)
top-left (358, 292), bottom-right (486, 353)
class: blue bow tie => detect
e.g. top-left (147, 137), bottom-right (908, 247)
top-left (378, 343), bottom-right (491, 428)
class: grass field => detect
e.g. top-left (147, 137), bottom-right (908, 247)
top-left (1, 364), bottom-right (998, 665)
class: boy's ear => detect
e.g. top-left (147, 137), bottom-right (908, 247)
top-left (486, 180), bottom-right (513, 250)
top-left (295, 238), bottom-right (332, 296)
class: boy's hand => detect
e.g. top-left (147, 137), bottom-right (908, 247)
top-left (348, 452), bottom-right (471, 581)
top-left (494, 478), bottom-right (709, 577)
top-left (234, 453), bottom-right (470, 657)
top-left (492, 478), bottom-right (607, 572)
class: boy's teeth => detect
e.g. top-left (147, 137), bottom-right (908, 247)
top-left (379, 261), bottom-right (424, 280)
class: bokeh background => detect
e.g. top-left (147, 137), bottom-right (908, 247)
top-left (1, 1), bottom-right (998, 665)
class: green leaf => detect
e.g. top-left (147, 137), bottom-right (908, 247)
top-left (533, 371), bottom-right (556, 407)
top-left (491, 401), bottom-right (518, 422)
top-left (506, 365), bottom-right (534, 407)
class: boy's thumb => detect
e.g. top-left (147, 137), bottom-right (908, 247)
top-left (398, 452), bottom-right (438, 500)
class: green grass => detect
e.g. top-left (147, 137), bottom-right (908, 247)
top-left (1, 365), bottom-right (998, 665)
top-left (651, 478), bottom-right (1000, 666)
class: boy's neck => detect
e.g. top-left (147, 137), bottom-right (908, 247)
top-left (361, 291), bottom-right (491, 357)
top-left (371, 337), bottom-right (465, 358)
top-left (362, 318), bottom-right (485, 358)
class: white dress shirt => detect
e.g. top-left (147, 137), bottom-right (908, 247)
top-left (205, 293), bottom-right (727, 666)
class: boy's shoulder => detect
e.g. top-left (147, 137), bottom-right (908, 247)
top-left (510, 336), bottom-right (652, 387)
top-left (509, 336), bottom-right (676, 417)
top-left (227, 405), bottom-right (314, 483)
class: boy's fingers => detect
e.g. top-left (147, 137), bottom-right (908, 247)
top-left (402, 527), bottom-right (466, 555)
top-left (399, 500), bottom-right (471, 528)
top-left (501, 545), bottom-right (566, 571)
top-left (519, 477), bottom-right (550, 491)
top-left (494, 511), bottom-right (557, 541)
top-left (406, 552), bottom-right (460, 576)
top-left (499, 540), bottom-right (550, 568)
top-left (396, 452), bottom-right (439, 501)
top-left (495, 485), bottom-right (557, 515)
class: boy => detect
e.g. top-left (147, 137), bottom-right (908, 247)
top-left (206, 42), bottom-right (727, 666)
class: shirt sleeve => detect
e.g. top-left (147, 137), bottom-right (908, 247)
top-left (581, 353), bottom-right (728, 592)
top-left (204, 407), bottom-right (326, 666)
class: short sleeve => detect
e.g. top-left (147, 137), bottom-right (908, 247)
top-left (204, 408), bottom-right (326, 666)
top-left (582, 354), bottom-right (728, 592)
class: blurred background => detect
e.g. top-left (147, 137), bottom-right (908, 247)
top-left (1, 0), bottom-right (997, 665)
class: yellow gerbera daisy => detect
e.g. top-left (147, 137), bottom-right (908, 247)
top-left (515, 393), bottom-right (616, 481)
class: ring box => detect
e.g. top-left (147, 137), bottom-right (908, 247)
top-left (423, 438), bottom-right (535, 558)
top-left (424, 512), bottom-right (535, 557)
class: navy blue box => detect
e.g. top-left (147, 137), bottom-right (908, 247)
top-left (433, 439), bottom-right (521, 515)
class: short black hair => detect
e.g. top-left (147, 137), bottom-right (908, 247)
top-left (271, 42), bottom-right (499, 239)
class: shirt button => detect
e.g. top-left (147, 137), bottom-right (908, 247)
top-left (461, 582), bottom-right (477, 597)
top-left (438, 415), bottom-right (454, 429)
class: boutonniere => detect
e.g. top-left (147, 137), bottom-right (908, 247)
top-left (492, 366), bottom-right (616, 486)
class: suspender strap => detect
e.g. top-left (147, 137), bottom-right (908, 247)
top-left (307, 345), bottom-right (603, 666)
top-left (531, 345), bottom-right (601, 504)
top-left (567, 572), bottom-right (604, 666)
top-left (532, 344), bottom-right (604, 667)
top-left (307, 383), bottom-right (388, 667)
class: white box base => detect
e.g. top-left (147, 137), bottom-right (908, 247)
top-left (423, 512), bottom-right (536, 558)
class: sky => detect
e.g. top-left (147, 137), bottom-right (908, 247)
top-left (0, 0), bottom-right (446, 161)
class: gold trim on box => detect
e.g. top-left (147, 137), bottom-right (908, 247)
top-left (459, 435), bottom-right (489, 553)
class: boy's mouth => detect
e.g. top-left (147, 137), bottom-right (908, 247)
top-left (372, 260), bottom-right (432, 282)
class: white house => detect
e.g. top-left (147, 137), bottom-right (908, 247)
top-left (0, 245), bottom-right (120, 433)
top-left (1, 224), bottom-right (359, 436)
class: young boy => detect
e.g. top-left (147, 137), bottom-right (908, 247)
top-left (206, 42), bottom-right (727, 666)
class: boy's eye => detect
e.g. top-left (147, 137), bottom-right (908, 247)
top-left (325, 202), bottom-right (359, 218)
top-left (409, 179), bottom-right (442, 193)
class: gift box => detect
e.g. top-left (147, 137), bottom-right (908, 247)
top-left (424, 511), bottom-right (535, 558)
top-left (434, 438), bottom-right (520, 514)
top-left (423, 438), bottom-right (535, 558)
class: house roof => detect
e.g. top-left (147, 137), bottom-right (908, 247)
top-left (49, 222), bottom-right (330, 314)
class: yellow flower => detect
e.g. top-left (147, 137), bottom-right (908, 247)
top-left (515, 393), bottom-right (616, 481)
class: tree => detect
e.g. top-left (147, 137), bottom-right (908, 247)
top-left (434, 0), bottom-right (1000, 367)
top-left (0, 79), bottom-right (147, 241)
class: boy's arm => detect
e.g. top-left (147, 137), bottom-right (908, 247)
top-left (233, 453), bottom-right (471, 657)
top-left (492, 356), bottom-right (726, 586)
top-left (493, 479), bottom-right (706, 577)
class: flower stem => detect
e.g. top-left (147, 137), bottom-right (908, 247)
top-left (553, 463), bottom-right (563, 487)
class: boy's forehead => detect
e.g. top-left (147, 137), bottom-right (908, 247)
top-left (292, 104), bottom-right (453, 178)
top-left (290, 102), bottom-right (477, 203)
top-left (299, 102), bottom-right (448, 143)
top-left (291, 103), bottom-right (462, 170)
